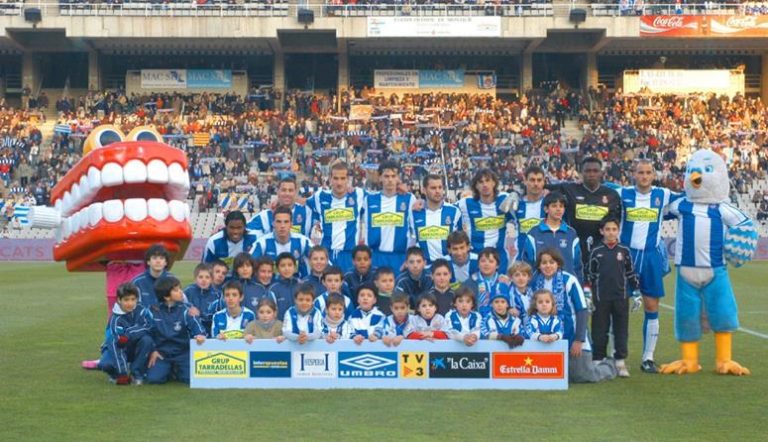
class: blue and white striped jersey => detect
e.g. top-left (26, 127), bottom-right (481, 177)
top-left (210, 307), bottom-right (256, 337)
top-left (514, 196), bottom-right (545, 256)
top-left (246, 203), bottom-right (313, 237)
top-left (528, 313), bottom-right (563, 341)
top-left (321, 318), bottom-right (351, 339)
top-left (413, 203), bottom-right (462, 262)
top-left (374, 314), bottom-right (415, 338)
top-left (363, 192), bottom-right (415, 253)
top-left (480, 312), bottom-right (521, 339)
top-left (250, 232), bottom-right (313, 278)
top-left (307, 188), bottom-right (366, 252)
top-left (616, 186), bottom-right (681, 250)
top-left (314, 291), bottom-right (355, 318)
top-left (347, 307), bottom-right (386, 339)
top-left (281, 306), bottom-right (323, 341)
top-left (531, 270), bottom-right (588, 347)
top-left (202, 229), bottom-right (259, 265)
top-left (445, 309), bottom-right (483, 341)
top-left (457, 194), bottom-right (515, 253)
top-left (668, 199), bottom-right (749, 268)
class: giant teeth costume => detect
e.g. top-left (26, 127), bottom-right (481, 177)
top-left (660, 149), bottom-right (758, 376)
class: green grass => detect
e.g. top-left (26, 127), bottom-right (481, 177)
top-left (1, 262), bottom-right (766, 441)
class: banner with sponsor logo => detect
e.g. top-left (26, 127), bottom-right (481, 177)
top-left (187, 70), bottom-right (232, 88)
top-left (141, 69), bottom-right (188, 89)
top-left (419, 70), bottom-right (465, 88)
top-left (641, 15), bottom-right (768, 37)
top-left (623, 69), bottom-right (744, 97)
top-left (374, 70), bottom-right (419, 89)
top-left (367, 16), bottom-right (501, 38)
top-left (190, 340), bottom-right (569, 389)
top-left (140, 69), bottom-right (232, 89)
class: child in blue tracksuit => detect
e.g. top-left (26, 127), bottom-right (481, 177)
top-left (98, 283), bottom-right (154, 385)
top-left (269, 252), bottom-right (301, 317)
top-left (132, 244), bottom-right (174, 306)
top-left (395, 247), bottom-right (433, 308)
top-left (225, 253), bottom-right (274, 312)
top-left (303, 245), bottom-right (330, 297)
top-left (184, 263), bottom-right (221, 336)
top-left (344, 245), bottom-right (376, 300)
top-left (147, 276), bottom-right (206, 385)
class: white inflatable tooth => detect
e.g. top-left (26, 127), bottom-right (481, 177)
top-left (62, 191), bottom-right (72, 216)
top-left (54, 199), bottom-right (62, 214)
top-left (147, 198), bottom-right (170, 221)
top-left (169, 200), bottom-right (186, 222)
top-left (168, 162), bottom-right (185, 187)
top-left (102, 162), bottom-right (124, 187)
top-left (124, 159), bottom-right (148, 184)
top-left (62, 217), bottom-right (71, 240)
top-left (79, 175), bottom-right (92, 201)
top-left (89, 203), bottom-right (103, 227)
top-left (103, 199), bottom-right (124, 223)
top-left (88, 167), bottom-right (102, 195)
top-left (70, 183), bottom-right (81, 212)
top-left (147, 160), bottom-right (169, 184)
top-left (124, 198), bottom-right (147, 222)
top-left (55, 226), bottom-right (62, 244)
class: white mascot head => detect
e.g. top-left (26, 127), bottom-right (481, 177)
top-left (684, 149), bottom-right (730, 204)
top-left (684, 149), bottom-right (758, 267)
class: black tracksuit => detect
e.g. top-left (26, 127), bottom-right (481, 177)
top-left (547, 182), bottom-right (623, 266)
top-left (586, 242), bottom-right (639, 361)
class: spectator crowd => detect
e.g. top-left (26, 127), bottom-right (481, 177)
top-left (3, 82), bottom-right (768, 233)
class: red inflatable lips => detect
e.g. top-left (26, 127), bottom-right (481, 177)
top-left (48, 140), bottom-right (192, 271)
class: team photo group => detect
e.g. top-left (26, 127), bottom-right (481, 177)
top-left (99, 148), bottom-right (754, 386)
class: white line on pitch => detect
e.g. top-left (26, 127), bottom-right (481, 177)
top-left (659, 303), bottom-right (768, 340)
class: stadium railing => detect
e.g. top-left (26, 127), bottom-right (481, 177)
top-left (0, 2), bottom-right (753, 18)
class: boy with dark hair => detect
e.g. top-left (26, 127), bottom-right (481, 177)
top-left (184, 263), bottom-right (221, 335)
top-left (211, 281), bottom-right (256, 340)
top-left (98, 283), bottom-right (154, 385)
top-left (586, 217), bottom-right (640, 377)
top-left (210, 259), bottom-right (229, 291)
top-left (269, 252), bottom-right (301, 317)
top-left (395, 246), bottom-right (433, 307)
top-left (344, 244), bottom-right (376, 299)
top-left (132, 243), bottom-right (173, 306)
top-left (282, 283), bottom-right (322, 344)
top-left (373, 266), bottom-right (403, 316)
top-left (428, 259), bottom-right (455, 315)
top-left (521, 191), bottom-right (583, 281)
top-left (303, 245), bottom-right (331, 296)
top-left (147, 276), bottom-right (206, 385)
top-left (444, 231), bottom-right (479, 287)
top-left (314, 266), bottom-right (354, 317)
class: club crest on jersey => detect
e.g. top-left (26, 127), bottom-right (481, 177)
top-left (251, 298), bottom-right (258, 307)
top-left (617, 252), bottom-right (624, 261)
top-left (348, 197), bottom-right (355, 205)
top-left (654, 197), bottom-right (661, 206)
top-left (400, 202), bottom-right (406, 211)
top-left (602, 195), bottom-right (608, 204)
top-left (293, 250), bottom-right (301, 259)
top-left (174, 321), bottom-right (182, 332)
top-left (559, 239), bottom-right (568, 248)
top-left (296, 214), bottom-right (303, 223)
top-left (445, 216), bottom-right (451, 225)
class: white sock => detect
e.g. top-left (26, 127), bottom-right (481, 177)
top-left (643, 317), bottom-right (659, 361)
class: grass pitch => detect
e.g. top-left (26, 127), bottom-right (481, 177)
top-left (1, 262), bottom-right (766, 441)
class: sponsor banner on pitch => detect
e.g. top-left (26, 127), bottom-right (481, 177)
top-left (367, 16), bottom-right (501, 38)
top-left (191, 340), bottom-right (568, 389)
top-left (641, 15), bottom-right (768, 37)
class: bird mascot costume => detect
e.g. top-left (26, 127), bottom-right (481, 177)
top-left (660, 149), bottom-right (758, 376)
